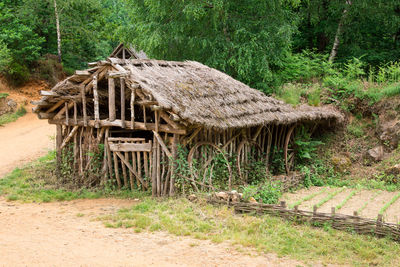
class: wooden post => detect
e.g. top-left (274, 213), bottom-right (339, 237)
top-left (313, 205), bottom-right (317, 215)
top-left (169, 134), bottom-right (178, 196)
top-left (280, 201), bottom-right (286, 209)
top-left (121, 152), bottom-right (128, 187)
top-left (108, 77), bottom-right (116, 121)
top-left (80, 85), bottom-right (88, 127)
top-left (105, 128), bottom-right (113, 180)
top-left (130, 87), bottom-right (135, 129)
top-left (65, 102), bottom-right (69, 124)
top-left (56, 124), bottom-right (62, 176)
top-left (331, 207), bottom-right (336, 217)
top-left (93, 75), bottom-right (100, 128)
top-left (73, 101), bottom-right (77, 125)
top-left (113, 151), bottom-right (121, 189)
top-left (120, 77), bottom-right (125, 128)
top-left (152, 136), bottom-right (157, 197)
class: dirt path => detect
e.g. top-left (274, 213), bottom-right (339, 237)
top-left (0, 112), bottom-right (55, 178)
top-left (0, 198), bottom-right (305, 267)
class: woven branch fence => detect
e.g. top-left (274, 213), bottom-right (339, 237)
top-left (208, 198), bottom-right (400, 242)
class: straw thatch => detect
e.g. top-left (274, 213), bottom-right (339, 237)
top-left (34, 57), bottom-right (343, 129)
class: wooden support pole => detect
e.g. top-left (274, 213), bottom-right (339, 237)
top-left (105, 128), bottom-right (113, 180)
top-left (93, 75), bottom-right (100, 128)
top-left (130, 88), bottom-right (135, 130)
top-left (121, 152), bottom-right (128, 187)
top-left (120, 77), bottom-right (125, 128)
top-left (113, 151), bottom-right (122, 189)
top-left (153, 131), bottom-right (172, 158)
top-left (152, 136), bottom-right (157, 197)
top-left (65, 102), bottom-right (69, 124)
top-left (73, 101), bottom-right (77, 124)
top-left (116, 151), bottom-right (147, 188)
top-left (169, 134), bottom-right (178, 196)
top-left (56, 124), bottom-right (62, 176)
top-left (80, 85), bottom-right (88, 127)
top-left (108, 77), bottom-right (116, 121)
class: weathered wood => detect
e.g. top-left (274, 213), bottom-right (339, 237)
top-left (73, 101), bottom-right (78, 124)
top-left (49, 119), bottom-right (187, 134)
top-left (109, 142), bottom-right (152, 152)
top-left (159, 111), bottom-right (182, 129)
top-left (65, 102), bottom-right (69, 124)
top-left (56, 124), bottom-right (62, 174)
top-left (40, 90), bottom-right (59, 97)
top-left (75, 70), bottom-right (91, 76)
top-left (153, 131), bottom-right (172, 158)
top-left (107, 137), bottom-right (145, 142)
top-left (156, 138), bottom-right (161, 196)
top-left (152, 137), bottom-right (157, 197)
top-left (137, 100), bottom-right (158, 106)
top-left (131, 151), bottom-right (139, 187)
top-left (60, 126), bottom-right (79, 150)
top-left (143, 141), bottom-right (149, 180)
top-left (137, 149), bottom-right (142, 189)
top-left (38, 112), bottom-right (56, 119)
top-left (121, 152), bottom-right (128, 187)
top-left (105, 128), bottom-right (113, 180)
top-left (113, 151), bottom-right (122, 189)
top-left (120, 77), bottom-right (125, 128)
top-left (169, 134), bottom-right (178, 196)
top-left (108, 77), bottom-right (116, 121)
top-left (130, 87), bottom-right (135, 129)
top-left (116, 151), bottom-right (147, 189)
top-left (108, 71), bottom-right (129, 78)
top-left (93, 75), bottom-right (100, 128)
top-left (182, 127), bottom-right (202, 146)
top-left (80, 85), bottom-right (88, 126)
top-left (127, 152), bottom-right (135, 190)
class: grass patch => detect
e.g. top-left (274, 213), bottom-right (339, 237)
top-left (379, 192), bottom-right (400, 215)
top-left (0, 106), bottom-right (27, 126)
top-left (336, 189), bottom-right (359, 211)
top-left (0, 92), bottom-right (9, 99)
top-left (0, 151), bottom-right (148, 203)
top-left (101, 197), bottom-right (400, 266)
top-left (288, 187), bottom-right (327, 209)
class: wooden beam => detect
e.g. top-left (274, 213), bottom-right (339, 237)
top-left (159, 111), bottom-right (182, 129)
top-left (38, 112), bottom-right (56, 119)
top-left (130, 88), bottom-right (135, 129)
top-left (107, 137), bottom-right (145, 142)
top-left (108, 77), bottom-right (116, 121)
top-left (113, 152), bottom-right (122, 189)
top-left (120, 77), bottom-right (125, 128)
top-left (46, 100), bottom-right (64, 113)
top-left (40, 90), bottom-right (59, 97)
top-left (93, 75), bottom-right (100, 128)
top-left (60, 126), bottom-right (79, 150)
top-left (49, 119), bottom-right (187, 135)
top-left (152, 131), bottom-right (172, 158)
top-left (108, 71), bottom-right (129, 78)
top-left (65, 102), bottom-right (69, 124)
top-left (182, 127), bottom-right (202, 146)
top-left (109, 142), bottom-right (152, 152)
top-left (73, 101), bottom-right (77, 124)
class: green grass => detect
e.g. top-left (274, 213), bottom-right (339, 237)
top-left (336, 189), bottom-right (360, 211)
top-left (0, 92), bottom-right (9, 99)
top-left (379, 192), bottom-right (400, 215)
top-left (288, 187), bottom-right (327, 209)
top-left (0, 106), bottom-right (27, 126)
top-left (101, 197), bottom-right (400, 266)
top-left (0, 151), bottom-right (148, 203)
top-left (315, 187), bottom-right (345, 209)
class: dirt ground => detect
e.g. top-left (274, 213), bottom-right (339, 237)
top-left (0, 198), bottom-right (307, 267)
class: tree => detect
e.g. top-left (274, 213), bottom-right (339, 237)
top-left (121, 0), bottom-right (299, 92)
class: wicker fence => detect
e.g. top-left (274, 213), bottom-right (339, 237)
top-left (208, 198), bottom-right (400, 242)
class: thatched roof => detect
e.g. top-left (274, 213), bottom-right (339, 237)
top-left (34, 58), bottom-right (343, 129)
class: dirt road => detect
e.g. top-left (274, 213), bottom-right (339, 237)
top-left (0, 112), bottom-right (55, 178)
top-left (0, 198), bottom-right (303, 267)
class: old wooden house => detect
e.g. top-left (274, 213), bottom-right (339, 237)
top-left (33, 45), bottom-right (342, 196)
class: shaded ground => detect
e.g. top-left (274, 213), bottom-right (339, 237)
top-left (0, 198), bottom-right (304, 267)
top-left (281, 186), bottom-right (400, 223)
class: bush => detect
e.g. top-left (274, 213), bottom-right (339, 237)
top-left (242, 181), bottom-right (282, 204)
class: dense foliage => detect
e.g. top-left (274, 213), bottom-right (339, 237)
top-left (0, 0), bottom-right (398, 91)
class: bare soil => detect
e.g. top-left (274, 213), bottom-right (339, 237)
top-left (0, 198), bottom-right (305, 267)
top-left (281, 186), bottom-right (323, 207)
top-left (317, 188), bottom-right (352, 213)
top-left (298, 187), bottom-right (336, 211)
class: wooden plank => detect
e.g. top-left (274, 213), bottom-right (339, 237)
top-left (107, 137), bottom-right (145, 142)
top-left (40, 90), bottom-right (59, 97)
top-left (137, 149), bottom-right (142, 187)
top-left (108, 71), bottom-right (129, 78)
top-left (75, 70), bottom-right (90, 76)
top-left (120, 77), bottom-right (125, 128)
top-left (143, 141), bottom-right (149, 180)
top-left (131, 151), bottom-right (139, 187)
top-left (73, 101), bottom-right (77, 124)
top-left (109, 142), bottom-right (152, 152)
top-left (159, 111), bottom-right (181, 129)
top-left (152, 131), bottom-right (172, 158)
top-left (108, 77), bottom-right (116, 121)
top-left (81, 85), bottom-right (87, 126)
top-left (49, 119), bottom-right (187, 135)
top-left (126, 152), bottom-right (134, 190)
top-left (115, 151), bottom-right (147, 189)
top-left (113, 152), bottom-right (122, 189)
top-left (60, 126), bottom-right (79, 150)
top-left (121, 152), bottom-right (128, 187)
top-left (93, 75), bottom-right (100, 128)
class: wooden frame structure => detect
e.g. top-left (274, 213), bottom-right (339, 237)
top-left (33, 44), bottom-right (342, 196)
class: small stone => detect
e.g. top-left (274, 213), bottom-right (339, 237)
top-left (365, 146), bottom-right (385, 162)
top-left (331, 155), bottom-right (351, 172)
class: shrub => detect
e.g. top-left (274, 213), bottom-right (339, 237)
top-left (242, 181), bottom-right (282, 204)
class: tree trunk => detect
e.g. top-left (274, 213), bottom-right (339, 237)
top-left (53, 0), bottom-right (62, 63)
top-left (329, 1), bottom-right (352, 63)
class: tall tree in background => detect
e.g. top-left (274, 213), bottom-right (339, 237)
top-left (53, 0), bottom-right (62, 63)
top-left (121, 0), bottom-right (299, 92)
top-left (329, 0), bottom-right (351, 62)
